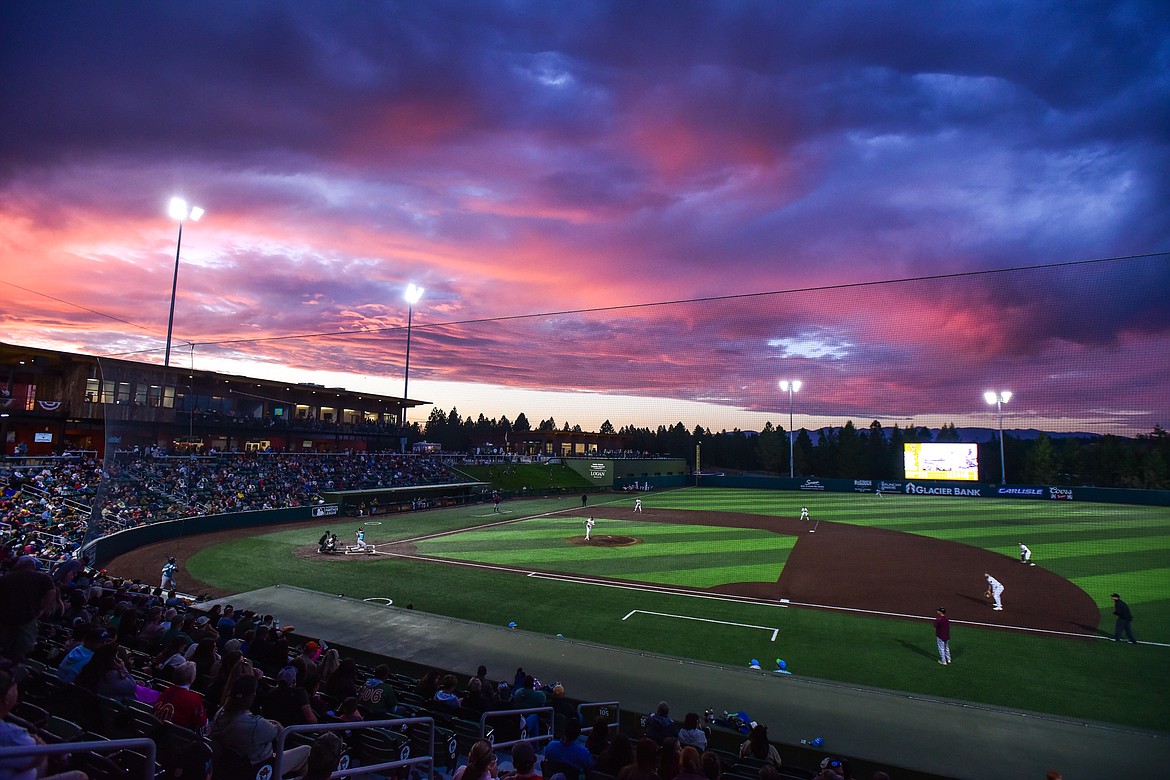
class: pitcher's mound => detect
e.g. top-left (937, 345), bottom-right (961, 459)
top-left (571, 535), bottom-right (640, 547)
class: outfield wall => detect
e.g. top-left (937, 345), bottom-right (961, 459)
top-left (80, 504), bottom-right (340, 568)
top-left (563, 457), bottom-right (688, 488)
top-left (697, 474), bottom-right (1170, 506)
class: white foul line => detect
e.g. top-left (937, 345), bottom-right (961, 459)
top-left (623, 609), bottom-right (779, 641)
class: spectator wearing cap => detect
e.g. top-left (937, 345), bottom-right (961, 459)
top-left (216, 605), bottom-right (237, 649)
top-left (56, 625), bottom-right (112, 682)
top-left (509, 740), bottom-right (541, 780)
top-left (263, 665), bottom-right (318, 727)
top-left (0, 664), bottom-right (88, 780)
top-left (818, 757), bottom-right (845, 778)
top-left (0, 555), bottom-right (60, 661)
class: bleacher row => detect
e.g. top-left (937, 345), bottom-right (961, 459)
top-left (0, 561), bottom-right (864, 780)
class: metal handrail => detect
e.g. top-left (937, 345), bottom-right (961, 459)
top-left (274, 715), bottom-right (436, 780)
top-left (0, 737), bottom-right (157, 780)
top-left (479, 705), bottom-right (554, 749)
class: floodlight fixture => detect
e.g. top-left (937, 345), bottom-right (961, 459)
top-left (983, 390), bottom-right (1012, 483)
top-left (164, 197), bottom-right (205, 367)
top-left (780, 379), bottom-right (802, 479)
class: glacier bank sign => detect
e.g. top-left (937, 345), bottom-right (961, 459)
top-left (904, 482), bottom-right (983, 497)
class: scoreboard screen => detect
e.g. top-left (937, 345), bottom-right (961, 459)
top-left (904, 442), bottom-right (979, 481)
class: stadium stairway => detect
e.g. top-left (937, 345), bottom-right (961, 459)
top-left (202, 585), bottom-right (1170, 779)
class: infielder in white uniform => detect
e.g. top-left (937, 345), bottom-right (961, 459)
top-left (1019, 543), bottom-right (1034, 565)
top-left (985, 572), bottom-right (1004, 611)
top-left (584, 517), bottom-right (595, 540)
top-left (799, 507), bottom-right (810, 521)
top-left (634, 499), bottom-right (643, 512)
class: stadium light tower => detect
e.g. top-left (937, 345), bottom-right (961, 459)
top-left (779, 380), bottom-right (802, 479)
top-left (401, 283), bottom-right (425, 448)
top-left (164, 197), bottom-right (205, 367)
top-left (984, 390), bottom-right (1012, 483)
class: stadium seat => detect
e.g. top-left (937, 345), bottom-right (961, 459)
top-left (541, 757), bottom-right (584, 780)
top-left (357, 726), bottom-right (412, 766)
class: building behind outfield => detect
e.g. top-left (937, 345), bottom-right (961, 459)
top-left (0, 341), bottom-right (423, 457)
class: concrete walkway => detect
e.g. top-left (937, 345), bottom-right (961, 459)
top-left (211, 586), bottom-right (1169, 779)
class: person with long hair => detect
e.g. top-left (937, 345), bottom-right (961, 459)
top-left (657, 737), bottom-right (681, 780)
top-left (152, 635), bottom-right (191, 680)
top-left (75, 643), bottom-right (137, 701)
top-left (315, 648), bottom-right (340, 686)
top-left (203, 649), bottom-right (241, 708)
top-left (185, 636), bottom-right (220, 679)
top-left (219, 656), bottom-right (261, 709)
top-left (324, 657), bottom-right (359, 700)
top-left (453, 739), bottom-right (498, 780)
top-left (738, 724), bottom-right (781, 770)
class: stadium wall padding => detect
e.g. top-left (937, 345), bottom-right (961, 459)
top-left (696, 475), bottom-right (1170, 505)
top-left (81, 505), bottom-right (340, 568)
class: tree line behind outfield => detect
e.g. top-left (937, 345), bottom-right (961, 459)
top-left (418, 408), bottom-right (1170, 490)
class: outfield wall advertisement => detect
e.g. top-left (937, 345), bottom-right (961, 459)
top-left (699, 474), bottom-right (1170, 506)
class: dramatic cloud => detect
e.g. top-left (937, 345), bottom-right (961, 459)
top-left (1, 1), bottom-right (1168, 434)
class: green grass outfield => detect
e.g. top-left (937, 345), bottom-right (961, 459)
top-left (187, 488), bottom-right (1170, 731)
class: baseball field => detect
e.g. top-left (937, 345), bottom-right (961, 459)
top-left (111, 487), bottom-right (1170, 732)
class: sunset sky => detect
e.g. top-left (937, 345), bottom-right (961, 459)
top-left (2, 2), bottom-right (1168, 436)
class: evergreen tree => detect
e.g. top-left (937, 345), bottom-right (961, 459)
top-left (756, 422), bottom-right (784, 474)
top-left (513, 413), bottom-right (531, 432)
top-left (1025, 432), bottom-right (1059, 483)
top-left (599, 419), bottom-right (616, 435)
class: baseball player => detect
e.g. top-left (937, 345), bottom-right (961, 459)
top-left (354, 527), bottom-right (367, 551)
top-left (799, 507), bottom-right (810, 521)
top-left (161, 557), bottom-right (178, 590)
top-left (634, 498), bottom-right (643, 512)
top-left (584, 517), bottom-right (595, 540)
top-left (1019, 543), bottom-right (1034, 565)
top-left (984, 572), bottom-right (1004, 611)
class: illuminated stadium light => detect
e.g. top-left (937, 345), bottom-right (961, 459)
top-left (164, 197), bottom-right (205, 367)
top-left (779, 380), bottom-right (802, 479)
top-left (401, 284), bottom-right (425, 451)
top-left (984, 390), bottom-right (1012, 483)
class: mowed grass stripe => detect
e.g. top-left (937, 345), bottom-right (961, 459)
top-left (1073, 568), bottom-right (1170, 605)
top-left (414, 518), bottom-right (797, 588)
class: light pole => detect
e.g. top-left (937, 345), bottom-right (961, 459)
top-left (401, 283), bottom-right (424, 450)
top-left (165, 197), bottom-right (204, 367)
top-left (779, 380), bottom-right (802, 479)
top-left (983, 390), bottom-right (1012, 483)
